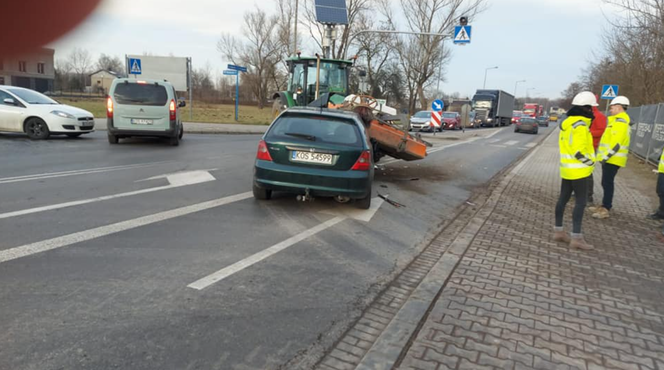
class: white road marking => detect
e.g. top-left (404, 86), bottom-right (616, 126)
top-left (188, 216), bottom-right (346, 290)
top-left (0, 192), bottom-right (252, 264)
top-left (320, 197), bottom-right (384, 222)
top-left (490, 144), bottom-right (507, 148)
top-left (525, 142), bottom-right (537, 148)
top-left (488, 138), bottom-right (501, 143)
top-left (504, 140), bottom-right (519, 146)
top-left (483, 127), bottom-right (506, 140)
top-left (0, 170), bottom-right (217, 220)
top-left (0, 161), bottom-right (169, 184)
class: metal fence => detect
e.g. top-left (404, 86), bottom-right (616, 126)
top-left (628, 103), bottom-right (664, 165)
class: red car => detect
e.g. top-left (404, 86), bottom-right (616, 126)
top-left (441, 112), bottom-right (462, 130)
top-left (511, 111), bottom-right (524, 124)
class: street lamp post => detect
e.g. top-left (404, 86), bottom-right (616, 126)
top-left (514, 79), bottom-right (526, 97)
top-left (483, 66), bottom-right (498, 89)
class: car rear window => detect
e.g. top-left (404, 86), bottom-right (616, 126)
top-left (113, 83), bottom-right (168, 106)
top-left (266, 114), bottom-right (363, 147)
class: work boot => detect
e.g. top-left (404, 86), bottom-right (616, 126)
top-left (648, 212), bottom-right (664, 221)
top-left (592, 207), bottom-right (610, 219)
top-left (553, 229), bottom-right (571, 243)
top-left (570, 234), bottom-right (594, 250)
top-left (587, 205), bottom-right (600, 213)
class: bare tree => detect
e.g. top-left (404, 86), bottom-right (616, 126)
top-left (54, 59), bottom-right (72, 92)
top-left (96, 54), bottom-right (124, 74)
top-left (66, 48), bottom-right (93, 92)
top-left (218, 7), bottom-right (281, 108)
top-left (353, 12), bottom-right (394, 98)
top-left (379, 0), bottom-right (486, 113)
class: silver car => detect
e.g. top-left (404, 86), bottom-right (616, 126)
top-left (409, 110), bottom-right (434, 132)
top-left (106, 78), bottom-right (185, 146)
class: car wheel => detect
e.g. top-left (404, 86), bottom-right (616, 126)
top-left (169, 135), bottom-right (180, 146)
top-left (66, 133), bottom-right (83, 138)
top-left (356, 188), bottom-right (371, 210)
top-left (108, 133), bottom-right (119, 144)
top-left (252, 182), bottom-right (272, 200)
top-left (25, 118), bottom-right (50, 140)
top-left (178, 124), bottom-right (184, 139)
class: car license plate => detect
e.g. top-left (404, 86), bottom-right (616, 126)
top-left (291, 151), bottom-right (333, 165)
top-left (132, 119), bottom-right (153, 125)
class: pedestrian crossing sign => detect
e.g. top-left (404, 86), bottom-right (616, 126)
top-left (601, 84), bottom-right (618, 100)
top-left (453, 26), bottom-right (471, 44)
top-left (128, 58), bottom-right (142, 75)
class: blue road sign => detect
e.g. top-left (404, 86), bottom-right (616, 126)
top-left (227, 64), bottom-right (247, 73)
top-left (601, 84), bottom-right (619, 100)
top-left (223, 70), bottom-right (238, 76)
top-left (432, 99), bottom-right (444, 112)
top-left (453, 26), bottom-right (471, 44)
top-left (128, 58), bottom-right (142, 75)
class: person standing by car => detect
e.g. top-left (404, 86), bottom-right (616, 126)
top-left (591, 96), bottom-right (631, 219)
top-left (587, 96), bottom-right (607, 205)
top-left (553, 92), bottom-right (597, 250)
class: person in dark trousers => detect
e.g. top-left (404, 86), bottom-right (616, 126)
top-left (588, 98), bottom-right (607, 205)
top-left (553, 91), bottom-right (597, 250)
top-left (591, 96), bottom-right (631, 219)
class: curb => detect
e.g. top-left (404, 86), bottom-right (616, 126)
top-left (314, 125), bottom-right (557, 370)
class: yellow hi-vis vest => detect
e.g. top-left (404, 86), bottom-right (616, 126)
top-left (559, 116), bottom-right (595, 180)
top-left (659, 148), bottom-right (664, 173)
top-left (598, 111), bottom-right (631, 167)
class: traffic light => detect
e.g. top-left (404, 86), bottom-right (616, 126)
top-left (459, 16), bottom-right (468, 26)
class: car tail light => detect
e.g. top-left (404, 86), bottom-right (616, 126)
top-left (106, 96), bottom-right (113, 118)
top-left (351, 150), bottom-right (371, 171)
top-left (256, 140), bottom-right (273, 161)
top-left (169, 99), bottom-right (176, 121)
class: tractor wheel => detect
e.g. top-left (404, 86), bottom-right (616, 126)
top-left (272, 99), bottom-right (286, 120)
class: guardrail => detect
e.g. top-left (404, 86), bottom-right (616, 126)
top-left (628, 104), bottom-right (664, 166)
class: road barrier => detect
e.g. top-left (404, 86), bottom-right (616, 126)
top-left (628, 103), bottom-right (664, 165)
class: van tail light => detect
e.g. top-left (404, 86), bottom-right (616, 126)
top-left (169, 99), bottom-right (176, 121)
top-left (106, 96), bottom-right (113, 118)
top-left (256, 140), bottom-right (273, 161)
top-left (351, 150), bottom-right (371, 171)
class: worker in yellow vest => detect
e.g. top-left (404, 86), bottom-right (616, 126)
top-left (591, 96), bottom-right (631, 219)
top-left (650, 147), bottom-right (664, 222)
top-left (554, 91), bottom-right (597, 250)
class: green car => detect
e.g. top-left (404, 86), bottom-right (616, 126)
top-left (253, 107), bottom-right (374, 209)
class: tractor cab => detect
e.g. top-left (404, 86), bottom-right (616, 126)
top-left (272, 56), bottom-right (354, 117)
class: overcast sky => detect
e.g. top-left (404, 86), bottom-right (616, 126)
top-left (51, 0), bottom-right (618, 99)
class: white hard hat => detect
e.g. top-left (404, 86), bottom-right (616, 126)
top-left (610, 96), bottom-right (630, 106)
top-left (572, 91), bottom-right (599, 107)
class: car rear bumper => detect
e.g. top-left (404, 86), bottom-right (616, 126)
top-left (107, 118), bottom-right (178, 137)
top-left (254, 160), bottom-right (372, 198)
top-left (516, 125), bottom-right (538, 132)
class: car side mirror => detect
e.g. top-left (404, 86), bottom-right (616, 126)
top-left (3, 98), bottom-right (16, 106)
top-left (178, 99), bottom-right (186, 108)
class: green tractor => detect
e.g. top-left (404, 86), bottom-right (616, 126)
top-left (271, 55), bottom-right (356, 118)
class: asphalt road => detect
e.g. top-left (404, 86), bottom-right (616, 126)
top-left (0, 123), bottom-right (553, 370)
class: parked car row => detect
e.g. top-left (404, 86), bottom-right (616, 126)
top-left (408, 111), bottom-right (463, 132)
top-left (0, 78), bottom-right (185, 146)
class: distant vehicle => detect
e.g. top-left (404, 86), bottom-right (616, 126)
top-left (537, 116), bottom-right (549, 127)
top-left (549, 113), bottom-right (559, 122)
top-left (0, 85), bottom-right (95, 140)
top-left (471, 89), bottom-right (514, 127)
top-left (442, 112), bottom-right (461, 130)
top-left (253, 107), bottom-right (373, 209)
top-left (409, 110), bottom-right (435, 132)
top-left (523, 103), bottom-right (542, 118)
top-left (511, 111), bottom-right (524, 124)
top-left (514, 117), bottom-right (539, 134)
top-left (106, 78), bottom-right (185, 146)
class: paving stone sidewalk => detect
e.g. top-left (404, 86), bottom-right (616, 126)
top-left (398, 131), bottom-right (664, 370)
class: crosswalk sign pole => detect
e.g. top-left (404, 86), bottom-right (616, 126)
top-left (235, 73), bottom-right (239, 122)
top-left (605, 99), bottom-right (610, 117)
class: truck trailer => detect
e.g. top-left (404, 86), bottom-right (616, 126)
top-left (471, 90), bottom-right (515, 127)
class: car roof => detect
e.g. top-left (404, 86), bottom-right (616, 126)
top-left (114, 78), bottom-right (174, 86)
top-left (284, 107), bottom-right (362, 121)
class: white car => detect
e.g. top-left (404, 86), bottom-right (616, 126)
top-left (0, 85), bottom-right (95, 139)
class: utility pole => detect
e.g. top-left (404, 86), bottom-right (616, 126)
top-left (293, 0), bottom-right (298, 55)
